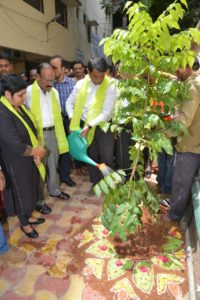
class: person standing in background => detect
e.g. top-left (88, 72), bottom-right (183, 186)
top-left (50, 55), bottom-right (76, 187)
top-left (29, 68), bottom-right (38, 84)
top-left (72, 61), bottom-right (85, 83)
top-left (26, 63), bottom-right (70, 211)
top-left (0, 52), bottom-right (13, 96)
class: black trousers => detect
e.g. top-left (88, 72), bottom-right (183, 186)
top-left (169, 152), bottom-right (200, 220)
top-left (59, 115), bottom-right (71, 181)
top-left (87, 126), bottom-right (115, 185)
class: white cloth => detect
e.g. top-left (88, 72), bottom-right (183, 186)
top-left (26, 84), bottom-right (60, 128)
top-left (66, 77), bottom-right (117, 127)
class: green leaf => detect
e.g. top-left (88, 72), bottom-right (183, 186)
top-left (101, 214), bottom-right (110, 229)
top-left (124, 1), bottom-right (133, 10)
top-left (105, 175), bottom-right (116, 190)
top-left (99, 180), bottom-right (109, 194)
top-left (108, 203), bottom-right (117, 213)
top-left (111, 172), bottom-right (123, 182)
top-left (167, 16), bottom-right (180, 30)
top-left (119, 228), bottom-right (127, 241)
top-left (180, 0), bottom-right (188, 9)
top-left (126, 214), bottom-right (136, 226)
top-left (163, 80), bottom-right (174, 94)
top-left (93, 184), bottom-right (101, 197)
top-left (117, 169), bottom-right (126, 177)
top-left (116, 203), bottom-right (127, 215)
top-left (190, 28), bottom-right (200, 45)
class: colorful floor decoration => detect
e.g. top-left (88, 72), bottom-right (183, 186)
top-left (71, 214), bottom-right (188, 299)
top-left (0, 172), bottom-right (188, 299)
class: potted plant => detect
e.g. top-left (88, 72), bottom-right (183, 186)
top-left (94, 0), bottom-right (200, 241)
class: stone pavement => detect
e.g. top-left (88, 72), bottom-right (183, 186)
top-left (0, 172), bottom-right (189, 300)
top-left (0, 172), bottom-right (103, 300)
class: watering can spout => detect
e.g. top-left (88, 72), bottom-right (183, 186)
top-left (97, 163), bottom-right (112, 176)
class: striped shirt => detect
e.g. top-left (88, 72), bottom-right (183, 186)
top-left (54, 76), bottom-right (75, 116)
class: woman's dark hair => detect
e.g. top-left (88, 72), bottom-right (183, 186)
top-left (1, 74), bottom-right (27, 96)
top-left (88, 57), bottom-right (107, 73)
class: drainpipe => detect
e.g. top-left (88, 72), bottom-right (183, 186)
top-left (185, 228), bottom-right (196, 300)
top-left (185, 174), bottom-right (200, 300)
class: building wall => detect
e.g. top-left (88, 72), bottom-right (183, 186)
top-left (0, 0), bottom-right (112, 65)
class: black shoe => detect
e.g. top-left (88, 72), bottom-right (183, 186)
top-left (20, 226), bottom-right (39, 239)
top-left (50, 191), bottom-right (70, 200)
top-left (29, 218), bottom-right (45, 225)
top-left (62, 176), bottom-right (76, 187)
top-left (36, 204), bottom-right (52, 214)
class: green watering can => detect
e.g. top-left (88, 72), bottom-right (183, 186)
top-left (68, 130), bottom-right (112, 176)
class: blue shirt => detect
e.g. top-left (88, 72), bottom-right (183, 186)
top-left (53, 76), bottom-right (75, 116)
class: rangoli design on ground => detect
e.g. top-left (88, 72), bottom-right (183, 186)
top-left (107, 258), bottom-right (132, 281)
top-left (157, 273), bottom-right (184, 295)
top-left (78, 219), bottom-right (186, 299)
top-left (84, 258), bottom-right (104, 279)
top-left (92, 224), bottom-right (110, 239)
top-left (85, 239), bottom-right (115, 258)
top-left (110, 278), bottom-right (139, 300)
top-left (151, 251), bottom-right (185, 271)
top-left (132, 261), bottom-right (154, 294)
top-left (74, 229), bottom-right (95, 248)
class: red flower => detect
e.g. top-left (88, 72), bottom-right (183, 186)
top-left (140, 266), bottom-right (148, 272)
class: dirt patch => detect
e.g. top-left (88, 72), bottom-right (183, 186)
top-left (113, 222), bottom-right (168, 260)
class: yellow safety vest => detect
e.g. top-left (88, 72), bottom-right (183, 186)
top-left (0, 96), bottom-right (46, 181)
top-left (70, 75), bottom-right (110, 145)
top-left (30, 81), bottom-right (68, 154)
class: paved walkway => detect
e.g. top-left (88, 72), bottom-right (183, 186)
top-left (0, 172), bottom-right (188, 300)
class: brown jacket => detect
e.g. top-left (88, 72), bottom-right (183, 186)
top-left (175, 71), bottom-right (200, 154)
